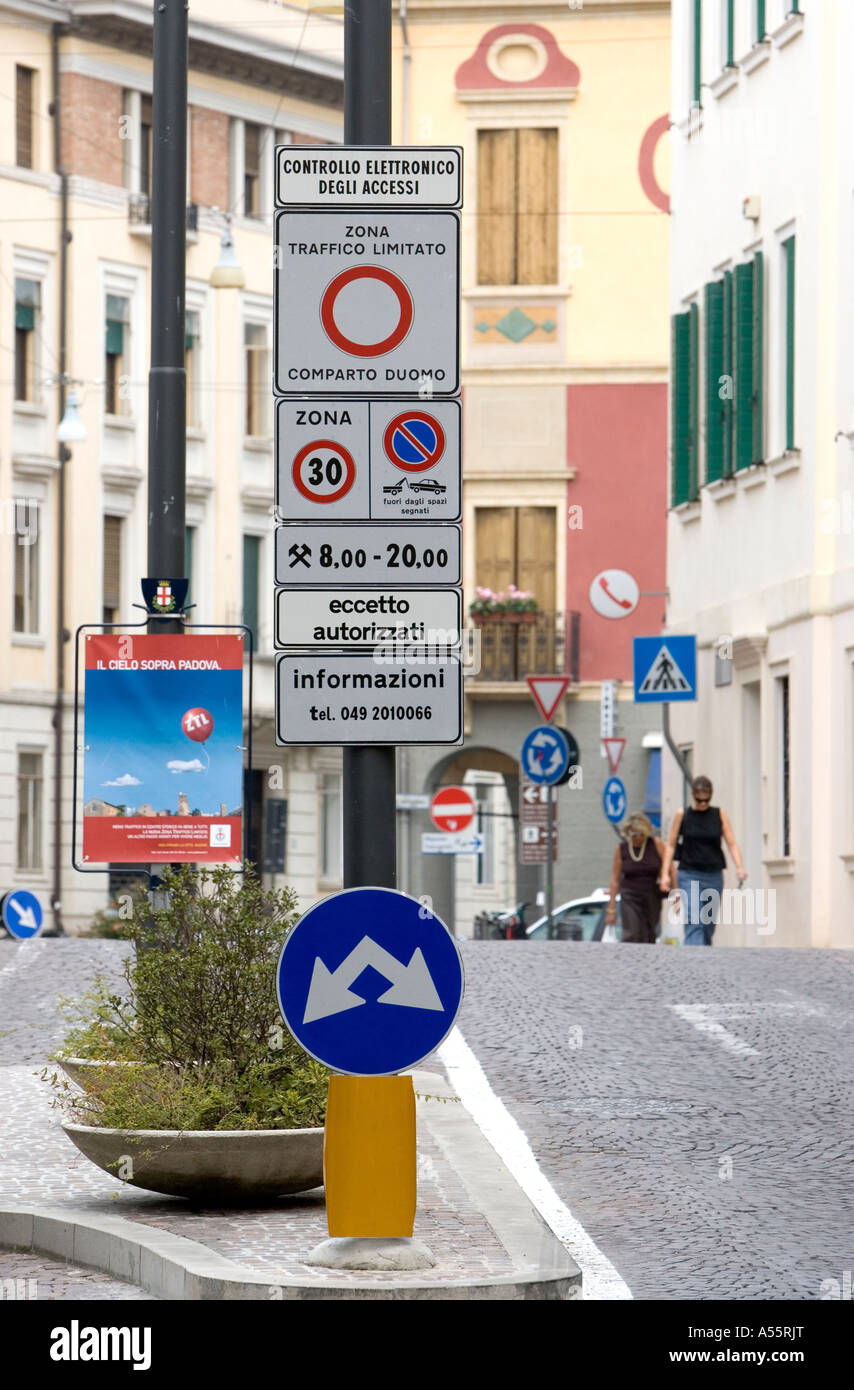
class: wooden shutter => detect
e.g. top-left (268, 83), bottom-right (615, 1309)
top-left (477, 130), bottom-right (517, 285)
top-left (756, 0), bottom-right (766, 41)
top-left (722, 269), bottom-right (734, 476)
top-left (705, 281), bottom-right (724, 483)
top-left (688, 302), bottom-right (699, 498)
top-left (751, 251), bottom-right (764, 464)
top-left (16, 67), bottom-right (33, 168)
top-left (784, 237), bottom-right (795, 449)
top-left (734, 262), bottom-right (754, 471)
top-left (692, 0), bottom-right (702, 106)
top-left (671, 311), bottom-right (691, 505)
top-left (517, 129), bottom-right (558, 285)
top-left (474, 508), bottom-right (515, 595)
top-left (103, 516), bottom-right (122, 619)
top-left (726, 0), bottom-right (735, 66)
top-left (516, 507), bottom-right (556, 610)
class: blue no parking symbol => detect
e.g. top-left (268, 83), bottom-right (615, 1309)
top-left (383, 410), bottom-right (446, 473)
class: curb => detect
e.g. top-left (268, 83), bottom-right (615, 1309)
top-left (0, 1070), bottom-right (580, 1301)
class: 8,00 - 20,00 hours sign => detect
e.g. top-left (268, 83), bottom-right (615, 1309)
top-left (275, 523), bottom-right (462, 587)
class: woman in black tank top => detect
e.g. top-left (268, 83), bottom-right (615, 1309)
top-left (660, 775), bottom-right (747, 946)
top-left (605, 813), bottom-right (666, 944)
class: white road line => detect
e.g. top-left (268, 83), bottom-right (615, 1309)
top-left (438, 1025), bottom-right (633, 1301)
top-left (0, 938), bottom-right (47, 983)
top-left (669, 1003), bottom-right (760, 1058)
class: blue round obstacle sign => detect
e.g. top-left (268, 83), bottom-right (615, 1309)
top-left (520, 725), bottom-right (570, 786)
top-left (277, 887), bottom-right (464, 1076)
top-left (1, 890), bottom-right (44, 940)
top-left (602, 777), bottom-right (627, 825)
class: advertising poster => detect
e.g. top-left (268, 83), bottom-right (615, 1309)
top-left (82, 634), bottom-right (244, 864)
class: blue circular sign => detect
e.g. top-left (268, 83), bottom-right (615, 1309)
top-left (277, 887), bottom-right (464, 1076)
top-left (602, 777), bottom-right (627, 824)
top-left (1, 890), bottom-right (44, 940)
top-left (520, 726), bottom-right (570, 786)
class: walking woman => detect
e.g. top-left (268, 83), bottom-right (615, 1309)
top-left (659, 775), bottom-right (747, 946)
top-left (605, 813), bottom-right (666, 944)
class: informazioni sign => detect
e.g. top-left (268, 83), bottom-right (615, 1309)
top-left (81, 634), bottom-right (244, 865)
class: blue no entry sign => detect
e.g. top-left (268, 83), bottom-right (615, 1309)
top-left (520, 726), bottom-right (570, 786)
top-left (383, 410), bottom-right (446, 473)
top-left (633, 635), bottom-right (697, 703)
top-left (277, 887), bottom-right (464, 1076)
top-left (602, 777), bottom-right (627, 824)
top-left (1, 890), bottom-right (43, 940)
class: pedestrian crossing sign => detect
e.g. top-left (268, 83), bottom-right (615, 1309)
top-left (633, 636), bottom-right (697, 703)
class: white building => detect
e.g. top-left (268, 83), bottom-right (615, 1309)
top-left (666, 0), bottom-right (854, 946)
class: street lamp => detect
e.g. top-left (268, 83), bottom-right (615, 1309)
top-left (210, 223), bottom-right (245, 289)
top-left (56, 389), bottom-right (87, 443)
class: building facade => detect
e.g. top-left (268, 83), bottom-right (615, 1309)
top-left (666, 0), bottom-right (854, 946)
top-left (392, 0), bottom-right (671, 932)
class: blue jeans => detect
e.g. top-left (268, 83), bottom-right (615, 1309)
top-left (678, 869), bottom-right (723, 946)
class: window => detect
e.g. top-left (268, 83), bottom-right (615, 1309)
top-left (244, 322), bottom-right (271, 437)
top-left (185, 310), bottom-right (201, 428)
top-left (16, 66), bottom-right (34, 168)
top-left (244, 122), bottom-right (261, 218)
top-left (17, 752), bottom-right (43, 870)
top-left (140, 94), bottom-right (153, 199)
top-left (185, 525), bottom-right (196, 607)
top-left (474, 506), bottom-right (557, 676)
top-left (671, 302), bottom-right (699, 503)
top-left (474, 785), bottom-right (495, 886)
top-left (477, 129), bottom-right (558, 285)
top-left (105, 295), bottom-right (131, 415)
top-left (776, 674), bottom-right (790, 856)
top-left (15, 278), bottom-right (40, 403)
top-left (692, 0), bottom-right (702, 107)
top-left (103, 515), bottom-right (122, 625)
top-left (782, 236), bottom-right (795, 450)
top-left (242, 534), bottom-right (260, 642)
top-left (319, 772), bottom-right (342, 880)
top-left (13, 501), bottom-right (40, 634)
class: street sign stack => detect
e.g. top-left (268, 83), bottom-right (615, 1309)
top-left (519, 778), bottom-right (558, 865)
top-left (273, 146), bottom-right (464, 748)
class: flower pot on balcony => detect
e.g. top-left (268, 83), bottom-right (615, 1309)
top-left (505, 612), bottom-right (538, 625)
top-left (472, 612), bottom-right (505, 624)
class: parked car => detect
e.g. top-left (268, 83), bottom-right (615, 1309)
top-left (525, 890), bottom-right (623, 943)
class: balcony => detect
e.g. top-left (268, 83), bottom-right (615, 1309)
top-left (128, 195), bottom-right (199, 238)
top-left (469, 611), bottom-right (580, 685)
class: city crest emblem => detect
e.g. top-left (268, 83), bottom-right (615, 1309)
top-left (140, 576), bottom-right (189, 616)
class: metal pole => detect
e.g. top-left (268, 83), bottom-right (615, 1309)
top-left (50, 23), bottom-right (68, 937)
top-left (342, 0), bottom-right (396, 890)
top-left (662, 703), bottom-right (693, 789)
top-left (546, 786), bottom-right (555, 936)
top-left (147, 0), bottom-right (187, 629)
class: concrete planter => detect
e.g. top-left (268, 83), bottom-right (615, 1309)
top-left (61, 1122), bottom-right (324, 1202)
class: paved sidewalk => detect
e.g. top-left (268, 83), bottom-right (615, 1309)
top-left (0, 942), bottom-right (577, 1299)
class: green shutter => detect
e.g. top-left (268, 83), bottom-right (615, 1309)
top-left (688, 301), bottom-right (699, 499)
top-left (784, 237), bottom-right (795, 449)
top-left (722, 269), bottom-right (734, 476)
top-left (751, 251), bottom-right (764, 464)
top-left (705, 281), bottom-right (724, 483)
top-left (15, 303), bottom-right (34, 330)
top-left (106, 320), bottom-right (124, 355)
top-left (734, 262), bottom-right (754, 471)
top-left (756, 0), bottom-right (766, 41)
top-left (693, 0), bottom-right (702, 106)
top-left (726, 0), bottom-right (735, 65)
top-left (15, 277), bottom-right (38, 330)
top-left (671, 311), bottom-right (691, 506)
top-left (242, 535), bottom-right (260, 640)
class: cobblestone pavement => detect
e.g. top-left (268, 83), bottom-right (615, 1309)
top-left (0, 1251), bottom-right (156, 1300)
top-left (455, 941), bottom-right (854, 1301)
top-left (0, 940), bottom-right (511, 1290)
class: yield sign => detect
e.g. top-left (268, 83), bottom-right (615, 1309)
top-left (602, 737), bottom-right (626, 774)
top-left (526, 675), bottom-right (570, 724)
top-left (430, 785), bottom-right (476, 833)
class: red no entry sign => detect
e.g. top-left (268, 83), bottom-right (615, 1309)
top-left (320, 266), bottom-right (414, 358)
top-left (430, 785), bottom-right (476, 833)
top-left (383, 410), bottom-right (446, 473)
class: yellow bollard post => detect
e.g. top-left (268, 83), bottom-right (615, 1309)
top-left (323, 1074), bottom-right (416, 1237)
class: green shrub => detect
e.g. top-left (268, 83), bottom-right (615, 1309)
top-left (49, 864), bottom-right (329, 1130)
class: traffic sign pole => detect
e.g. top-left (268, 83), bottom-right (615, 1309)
top-left (342, 0), bottom-right (396, 896)
top-left (546, 787), bottom-right (555, 937)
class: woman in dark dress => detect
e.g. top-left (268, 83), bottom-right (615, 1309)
top-left (659, 775), bottom-right (747, 946)
top-left (605, 812), bottom-right (666, 944)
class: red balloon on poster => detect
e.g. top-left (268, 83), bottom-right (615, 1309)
top-left (182, 707), bottom-right (214, 743)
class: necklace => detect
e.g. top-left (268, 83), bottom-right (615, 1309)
top-left (627, 836), bottom-right (647, 863)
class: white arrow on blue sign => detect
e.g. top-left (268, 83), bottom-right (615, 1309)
top-left (421, 831), bottom-right (484, 855)
top-left (602, 777), bottom-right (627, 824)
top-left (1, 890), bottom-right (43, 940)
top-left (276, 887), bottom-right (464, 1076)
top-left (520, 726), bottom-right (570, 786)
